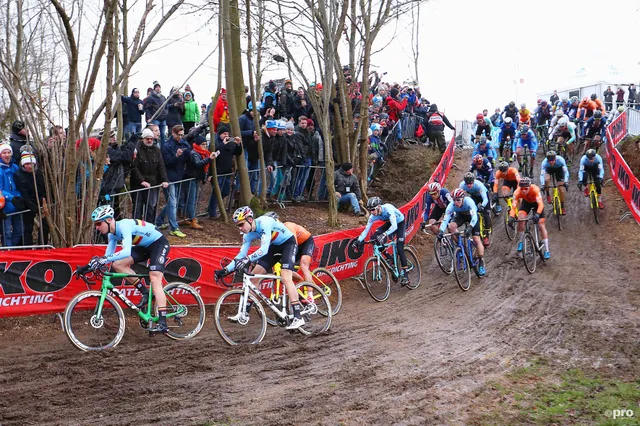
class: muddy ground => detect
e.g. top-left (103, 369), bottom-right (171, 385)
top-left (0, 146), bottom-right (639, 425)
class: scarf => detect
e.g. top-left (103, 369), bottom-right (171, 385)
top-left (192, 142), bottom-right (211, 174)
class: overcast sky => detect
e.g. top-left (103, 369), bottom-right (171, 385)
top-left (93, 0), bottom-right (640, 124)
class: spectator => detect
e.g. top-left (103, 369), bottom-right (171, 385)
top-left (269, 120), bottom-right (288, 199)
top-left (282, 121), bottom-right (302, 200)
top-left (181, 91), bottom-right (199, 132)
top-left (260, 80), bottom-right (278, 116)
top-left (279, 79), bottom-right (295, 120)
top-left (199, 103), bottom-right (209, 125)
top-left (424, 103), bottom-right (455, 154)
top-left (186, 131), bottom-right (217, 229)
top-left (385, 87), bottom-right (408, 147)
top-left (292, 115), bottom-right (314, 201)
top-left (616, 86), bottom-right (625, 108)
top-left (292, 87), bottom-right (311, 122)
top-left (166, 90), bottom-right (184, 133)
top-left (144, 81), bottom-right (169, 146)
top-left (99, 131), bottom-right (137, 219)
top-left (184, 84), bottom-right (195, 100)
top-left (156, 125), bottom-right (190, 238)
top-left (334, 162), bottom-right (365, 216)
top-left (0, 143), bottom-right (24, 246)
top-left (208, 124), bottom-right (241, 219)
top-left (628, 84), bottom-right (637, 108)
top-left (261, 120), bottom-right (278, 196)
top-left (121, 88), bottom-right (145, 137)
top-left (307, 119), bottom-right (326, 200)
top-left (13, 152), bottom-right (48, 245)
top-left (603, 86), bottom-right (614, 112)
top-left (9, 120), bottom-right (31, 165)
top-left (238, 102), bottom-right (261, 193)
top-left (490, 108), bottom-right (503, 127)
top-left (550, 90), bottom-right (559, 105)
top-left (213, 88), bottom-right (230, 131)
top-left (130, 128), bottom-right (168, 223)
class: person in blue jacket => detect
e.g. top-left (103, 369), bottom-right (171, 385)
top-left (121, 88), bottom-right (145, 137)
top-left (0, 143), bottom-right (24, 246)
top-left (472, 136), bottom-right (496, 164)
top-left (460, 172), bottom-right (492, 246)
top-left (499, 117), bottom-right (517, 159)
top-left (540, 150), bottom-right (570, 215)
top-left (514, 124), bottom-right (539, 174)
top-left (581, 110), bottom-right (607, 152)
top-left (577, 149), bottom-right (605, 209)
top-left (420, 181), bottom-right (453, 235)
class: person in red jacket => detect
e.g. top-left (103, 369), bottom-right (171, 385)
top-left (212, 88), bottom-right (229, 131)
top-left (385, 87), bottom-right (408, 146)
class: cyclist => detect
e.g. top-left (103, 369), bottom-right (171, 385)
top-left (469, 154), bottom-right (495, 191)
top-left (559, 98), bottom-right (571, 115)
top-left (577, 96), bottom-right (597, 121)
top-left (514, 124), bottom-right (538, 175)
top-left (499, 117), bottom-right (517, 159)
top-left (567, 96), bottom-right (580, 120)
top-left (492, 161), bottom-right (521, 213)
top-left (352, 197), bottom-right (410, 285)
top-left (534, 100), bottom-right (552, 139)
top-left (590, 93), bottom-right (606, 114)
top-left (549, 108), bottom-right (565, 129)
top-left (460, 172), bottom-right (492, 246)
top-left (437, 188), bottom-right (486, 276)
top-left (420, 181), bottom-right (453, 235)
top-left (214, 207), bottom-right (305, 330)
top-left (508, 177), bottom-right (550, 259)
top-left (502, 101), bottom-right (519, 123)
top-left (474, 113), bottom-right (493, 141)
top-left (581, 110), bottom-right (607, 152)
top-left (518, 103), bottom-right (531, 126)
top-left (577, 149), bottom-right (605, 209)
top-left (549, 116), bottom-right (577, 160)
top-left (472, 136), bottom-right (497, 164)
top-left (540, 150), bottom-right (569, 215)
top-left (89, 205), bottom-right (171, 334)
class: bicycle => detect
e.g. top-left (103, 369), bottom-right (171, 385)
top-left (536, 123), bottom-right (549, 153)
top-left (362, 239), bottom-right (421, 302)
top-left (213, 265), bottom-right (331, 345)
top-left (446, 227), bottom-right (483, 291)
top-left (476, 203), bottom-right (493, 248)
top-left (424, 221), bottom-right (454, 275)
top-left (500, 195), bottom-right (518, 241)
top-left (519, 145), bottom-right (532, 178)
top-left (258, 262), bottom-right (342, 326)
top-left (64, 265), bottom-right (206, 351)
top-left (585, 176), bottom-right (601, 224)
top-left (516, 213), bottom-right (548, 274)
top-left (502, 136), bottom-right (513, 164)
top-left (547, 174), bottom-right (563, 231)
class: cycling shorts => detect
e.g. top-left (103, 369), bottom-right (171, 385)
top-left (502, 180), bottom-right (518, 191)
top-left (131, 236), bottom-right (170, 272)
top-left (518, 200), bottom-right (545, 218)
top-left (585, 128), bottom-right (603, 139)
top-left (296, 236), bottom-right (315, 261)
top-left (475, 127), bottom-right (492, 140)
top-left (500, 131), bottom-right (515, 145)
top-left (581, 166), bottom-right (601, 183)
top-left (428, 205), bottom-right (446, 221)
top-left (256, 236), bottom-right (298, 271)
top-left (545, 167), bottom-right (565, 183)
top-left (452, 214), bottom-right (481, 236)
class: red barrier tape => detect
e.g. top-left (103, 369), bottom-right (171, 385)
top-left (0, 136), bottom-right (457, 317)
top-left (605, 112), bottom-right (640, 224)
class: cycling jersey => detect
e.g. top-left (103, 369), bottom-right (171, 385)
top-left (582, 117), bottom-right (607, 138)
top-left (227, 216), bottom-right (295, 271)
top-left (104, 219), bottom-right (163, 263)
top-left (578, 154), bottom-right (604, 182)
top-left (469, 158), bottom-right (495, 184)
top-left (422, 188), bottom-right (452, 222)
top-left (540, 156), bottom-right (569, 186)
top-left (472, 143), bottom-right (496, 160)
top-left (502, 105), bottom-right (519, 121)
top-left (535, 106), bottom-right (552, 125)
top-left (439, 197), bottom-right (478, 233)
top-left (284, 222), bottom-right (311, 245)
top-left (459, 180), bottom-right (489, 207)
top-left (549, 122), bottom-right (576, 144)
top-left (493, 167), bottom-right (521, 192)
top-left (512, 185), bottom-right (544, 216)
top-left (518, 108), bottom-right (531, 123)
top-left (515, 129), bottom-right (539, 156)
top-left (358, 203), bottom-right (404, 242)
top-left (577, 99), bottom-right (597, 119)
top-left (475, 117), bottom-right (493, 134)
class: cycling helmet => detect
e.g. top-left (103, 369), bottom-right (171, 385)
top-left (519, 177), bottom-right (531, 188)
top-left (473, 154), bottom-right (484, 165)
top-left (504, 117), bottom-right (513, 124)
top-left (476, 113), bottom-right (484, 121)
top-left (498, 161), bottom-right (509, 172)
top-left (428, 182), bottom-right (441, 193)
top-left (463, 172), bottom-right (476, 184)
top-left (91, 205), bottom-right (114, 222)
top-left (590, 93), bottom-right (597, 100)
top-left (558, 117), bottom-right (569, 127)
top-left (452, 188), bottom-right (466, 199)
top-left (263, 211), bottom-right (280, 220)
top-left (555, 110), bottom-right (564, 117)
top-left (586, 149), bottom-right (597, 159)
top-left (367, 196), bottom-right (382, 210)
top-left (537, 99), bottom-right (542, 105)
top-left (233, 206), bottom-right (253, 223)
top-left (520, 124), bottom-right (529, 133)
top-left (582, 96), bottom-right (588, 102)
top-left (618, 106), bottom-right (625, 112)
top-left (509, 101), bottom-right (515, 107)
top-left (561, 97), bottom-right (568, 103)
top-left (546, 150), bottom-right (557, 161)
top-left (479, 136), bottom-right (487, 144)
top-left (570, 96), bottom-right (579, 103)
top-left (520, 103), bottom-right (526, 109)
top-left (541, 100), bottom-right (548, 106)
top-left (370, 123), bottom-right (382, 132)
top-left (593, 110), bottom-right (603, 119)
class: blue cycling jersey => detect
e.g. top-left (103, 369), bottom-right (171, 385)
top-left (469, 159), bottom-right (495, 185)
top-left (582, 116), bottom-right (607, 137)
top-left (540, 156), bottom-right (570, 186)
top-left (472, 143), bottom-right (496, 160)
top-left (423, 188), bottom-right (452, 221)
top-left (578, 154), bottom-right (604, 181)
top-left (227, 216), bottom-right (295, 271)
top-left (439, 197), bottom-right (478, 233)
top-left (104, 219), bottom-right (163, 263)
top-left (358, 203), bottom-right (404, 242)
top-left (459, 180), bottom-right (489, 207)
top-left (514, 129), bottom-right (539, 156)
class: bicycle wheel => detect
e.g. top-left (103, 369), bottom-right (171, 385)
top-left (214, 290), bottom-right (267, 345)
top-left (554, 196), bottom-right (562, 231)
top-left (522, 233), bottom-right (537, 274)
top-left (403, 246), bottom-right (422, 290)
top-left (590, 191), bottom-right (599, 224)
top-left (296, 281), bottom-right (332, 335)
top-left (257, 278), bottom-right (282, 327)
top-left (504, 208), bottom-right (516, 241)
top-left (452, 247), bottom-right (471, 291)
top-left (311, 267), bottom-right (342, 315)
top-left (64, 291), bottom-right (126, 351)
top-left (363, 256), bottom-right (391, 302)
top-left (434, 237), bottom-right (454, 275)
top-left (162, 282), bottom-right (206, 340)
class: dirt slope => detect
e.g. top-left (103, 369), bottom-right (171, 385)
top-left (0, 148), bottom-right (639, 426)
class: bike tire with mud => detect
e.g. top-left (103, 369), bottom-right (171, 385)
top-left (554, 196), bottom-right (562, 231)
top-left (404, 246), bottom-right (422, 290)
top-left (214, 290), bottom-right (267, 345)
top-left (590, 191), bottom-right (599, 224)
top-left (311, 267), bottom-right (342, 315)
top-left (163, 282), bottom-right (206, 340)
top-left (363, 256), bottom-right (391, 302)
top-left (434, 237), bottom-right (454, 275)
top-left (522, 233), bottom-right (537, 274)
top-left (453, 247), bottom-right (471, 291)
top-left (64, 291), bottom-right (126, 351)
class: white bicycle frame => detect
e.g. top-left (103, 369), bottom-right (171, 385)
top-left (233, 270), bottom-right (293, 321)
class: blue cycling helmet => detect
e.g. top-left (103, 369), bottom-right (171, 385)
top-left (92, 205), bottom-right (114, 222)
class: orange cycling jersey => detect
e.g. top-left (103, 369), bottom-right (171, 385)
top-left (593, 99), bottom-right (605, 112)
top-left (284, 222), bottom-right (311, 245)
top-left (511, 185), bottom-right (544, 216)
top-left (518, 108), bottom-right (531, 123)
top-left (493, 167), bottom-right (521, 192)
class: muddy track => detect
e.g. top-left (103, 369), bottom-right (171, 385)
top-left (1, 149), bottom-right (639, 426)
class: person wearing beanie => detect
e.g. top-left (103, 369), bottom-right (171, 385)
top-left (424, 103), bottom-right (455, 154)
top-left (182, 91), bottom-right (200, 132)
top-left (184, 131), bottom-right (218, 229)
top-left (0, 142), bottom-right (25, 245)
top-left (144, 81), bottom-right (169, 146)
top-left (334, 162), bottom-right (364, 216)
top-left (14, 153), bottom-right (49, 245)
top-left (292, 115), bottom-right (313, 201)
top-left (279, 79), bottom-right (295, 120)
top-left (208, 125), bottom-right (241, 219)
top-left (121, 88), bottom-right (145, 137)
top-left (9, 120), bottom-right (32, 165)
top-left (166, 89), bottom-right (184, 134)
top-left (213, 88), bottom-right (230, 131)
top-left (130, 128), bottom-right (168, 223)
top-left (237, 104), bottom-right (261, 193)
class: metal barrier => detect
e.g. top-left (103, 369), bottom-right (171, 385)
top-left (626, 108), bottom-right (640, 136)
top-left (0, 209), bottom-right (51, 249)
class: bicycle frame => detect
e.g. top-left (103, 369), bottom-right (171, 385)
top-left (233, 270), bottom-right (292, 322)
top-left (371, 240), bottom-right (402, 278)
top-left (451, 229), bottom-right (479, 270)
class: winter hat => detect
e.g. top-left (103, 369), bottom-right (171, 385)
top-left (284, 79), bottom-right (292, 84)
top-left (131, 88), bottom-right (139, 96)
top-left (184, 91), bottom-right (192, 97)
top-left (276, 121), bottom-right (286, 130)
top-left (220, 88), bottom-right (227, 94)
top-left (285, 122), bottom-right (295, 130)
top-left (429, 104), bottom-right (438, 112)
top-left (217, 123), bottom-right (231, 137)
top-left (141, 129), bottom-right (154, 139)
top-left (266, 120), bottom-right (278, 129)
top-left (201, 103), bottom-right (207, 108)
top-left (370, 123), bottom-right (381, 132)
top-left (341, 162), bottom-right (353, 171)
top-left (390, 88), bottom-right (399, 98)
top-left (20, 153), bottom-right (36, 166)
top-left (153, 81), bottom-right (161, 89)
top-left (0, 143), bottom-right (12, 154)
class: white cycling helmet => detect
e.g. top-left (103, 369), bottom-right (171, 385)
top-left (91, 205), bottom-right (114, 222)
top-left (555, 110), bottom-right (564, 117)
top-left (504, 117), bottom-right (512, 124)
top-left (520, 103), bottom-right (526, 109)
top-left (558, 117), bottom-right (569, 126)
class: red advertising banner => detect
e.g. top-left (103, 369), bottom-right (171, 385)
top-left (607, 111), bottom-right (628, 147)
top-left (0, 136), bottom-right (457, 318)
